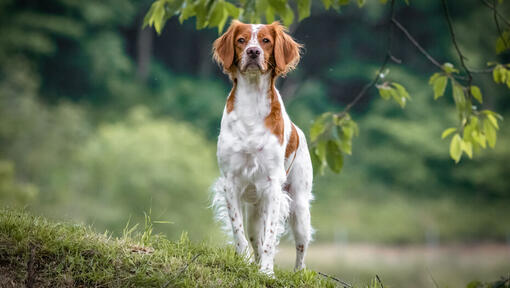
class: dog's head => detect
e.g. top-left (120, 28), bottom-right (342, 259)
top-left (213, 20), bottom-right (302, 77)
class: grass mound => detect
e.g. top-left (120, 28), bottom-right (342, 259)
top-left (0, 209), bottom-right (335, 287)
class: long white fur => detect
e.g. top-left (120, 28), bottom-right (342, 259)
top-left (211, 24), bottom-right (314, 275)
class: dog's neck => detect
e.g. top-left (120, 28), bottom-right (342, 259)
top-left (233, 71), bottom-right (274, 118)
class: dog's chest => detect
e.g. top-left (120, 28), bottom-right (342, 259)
top-left (217, 93), bottom-right (283, 177)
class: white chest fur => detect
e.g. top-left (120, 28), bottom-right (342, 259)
top-left (217, 72), bottom-right (288, 186)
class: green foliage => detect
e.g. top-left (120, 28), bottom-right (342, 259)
top-left (377, 81), bottom-right (411, 108)
top-left (143, 0), bottom-right (370, 33)
top-left (309, 113), bottom-right (358, 175)
top-left (428, 63), bottom-right (503, 163)
top-left (0, 209), bottom-right (336, 287)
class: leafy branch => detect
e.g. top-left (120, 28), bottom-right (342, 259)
top-left (143, 0), bottom-right (506, 174)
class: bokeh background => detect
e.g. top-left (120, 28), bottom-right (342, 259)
top-left (1, 0), bottom-right (509, 287)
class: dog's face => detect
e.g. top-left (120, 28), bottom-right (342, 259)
top-left (213, 20), bottom-right (302, 76)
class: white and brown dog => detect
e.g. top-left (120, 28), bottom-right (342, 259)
top-left (211, 20), bottom-right (314, 275)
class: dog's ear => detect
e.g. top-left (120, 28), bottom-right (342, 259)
top-left (271, 22), bottom-right (302, 76)
top-left (213, 20), bottom-right (240, 72)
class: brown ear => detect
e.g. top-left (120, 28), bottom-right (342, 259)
top-left (212, 20), bottom-right (240, 73)
top-left (272, 22), bottom-right (302, 76)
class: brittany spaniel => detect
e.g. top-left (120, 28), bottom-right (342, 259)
top-left (211, 20), bottom-right (313, 275)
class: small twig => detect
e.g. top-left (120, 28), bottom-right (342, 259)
top-left (493, 0), bottom-right (509, 50)
top-left (441, 0), bottom-right (473, 91)
top-left (318, 271), bottom-right (352, 288)
top-left (391, 19), bottom-right (444, 71)
top-left (481, 0), bottom-right (510, 27)
top-left (376, 274), bottom-right (384, 288)
top-left (336, 0), bottom-right (397, 118)
top-left (162, 253), bottom-right (201, 288)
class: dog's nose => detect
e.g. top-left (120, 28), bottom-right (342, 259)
top-left (246, 47), bottom-right (261, 59)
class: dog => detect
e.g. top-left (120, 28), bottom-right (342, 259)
top-left (211, 20), bottom-right (314, 275)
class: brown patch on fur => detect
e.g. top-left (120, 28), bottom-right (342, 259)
top-left (297, 244), bottom-right (304, 253)
top-left (226, 78), bottom-right (237, 113)
top-left (270, 22), bottom-right (302, 76)
top-left (285, 123), bottom-right (299, 158)
top-left (264, 76), bottom-right (284, 144)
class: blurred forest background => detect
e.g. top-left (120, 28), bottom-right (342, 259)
top-left (1, 0), bottom-right (509, 286)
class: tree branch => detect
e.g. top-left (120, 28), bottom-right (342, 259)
top-left (334, 0), bottom-right (499, 119)
top-left (391, 19), bottom-right (444, 71)
top-left (481, 0), bottom-right (510, 27)
top-left (493, 0), bottom-right (509, 50)
top-left (441, 0), bottom-right (473, 90)
top-left (336, 0), bottom-right (397, 118)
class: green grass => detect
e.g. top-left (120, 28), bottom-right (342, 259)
top-left (0, 209), bottom-right (338, 287)
top-left (1, 209), bottom-right (507, 288)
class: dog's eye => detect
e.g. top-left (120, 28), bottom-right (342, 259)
top-left (262, 38), bottom-right (270, 43)
top-left (237, 38), bottom-right (245, 44)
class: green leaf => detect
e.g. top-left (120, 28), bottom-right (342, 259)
top-left (449, 133), bottom-right (463, 163)
top-left (224, 2), bottom-right (240, 18)
top-left (357, 0), bottom-right (366, 7)
top-left (392, 82), bottom-right (410, 99)
top-left (496, 30), bottom-right (510, 54)
top-left (322, 0), bottom-right (332, 9)
top-left (441, 127), bottom-right (457, 139)
top-left (484, 119), bottom-right (497, 148)
top-left (377, 86), bottom-right (391, 100)
top-left (208, 0), bottom-right (225, 28)
top-left (389, 87), bottom-right (406, 108)
top-left (310, 113), bottom-right (332, 142)
top-left (452, 83), bottom-right (467, 115)
top-left (179, 0), bottom-right (197, 23)
top-left (428, 72), bottom-right (441, 84)
top-left (493, 65), bottom-right (507, 84)
top-left (195, 0), bottom-right (209, 29)
top-left (461, 139), bottom-right (473, 159)
top-left (339, 126), bottom-right (353, 155)
top-left (297, 0), bottom-right (311, 21)
top-left (310, 147), bottom-right (322, 176)
top-left (487, 114), bottom-right (499, 129)
top-left (326, 140), bottom-right (343, 173)
top-left (281, 4), bottom-right (294, 27)
top-left (265, 5), bottom-right (275, 23)
top-left (443, 62), bottom-right (459, 74)
top-left (217, 8), bottom-right (229, 33)
top-left (470, 85), bottom-right (483, 104)
top-left (431, 75), bottom-right (448, 99)
top-left (269, 0), bottom-right (287, 16)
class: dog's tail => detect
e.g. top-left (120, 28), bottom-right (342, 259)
top-left (210, 177), bottom-right (233, 240)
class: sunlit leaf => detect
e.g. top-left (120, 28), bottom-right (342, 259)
top-left (297, 0), bottom-right (311, 21)
top-left (461, 139), bottom-right (473, 159)
top-left (431, 75), bottom-right (448, 99)
top-left (484, 119), bottom-right (497, 148)
top-left (496, 30), bottom-right (510, 54)
top-left (441, 127), bottom-right (457, 139)
top-left (470, 85), bottom-right (482, 104)
top-left (443, 62), bottom-right (459, 74)
top-left (326, 140), bottom-right (343, 173)
top-left (449, 133), bottom-right (462, 163)
top-left (322, 0), bottom-right (332, 9)
top-left (487, 114), bottom-right (499, 129)
top-left (310, 113), bottom-right (332, 142)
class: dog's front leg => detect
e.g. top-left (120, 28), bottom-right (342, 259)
top-left (258, 181), bottom-right (282, 275)
top-left (225, 175), bottom-right (250, 258)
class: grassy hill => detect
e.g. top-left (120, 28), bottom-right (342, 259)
top-left (1, 209), bottom-right (507, 288)
top-left (0, 209), bottom-right (337, 287)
